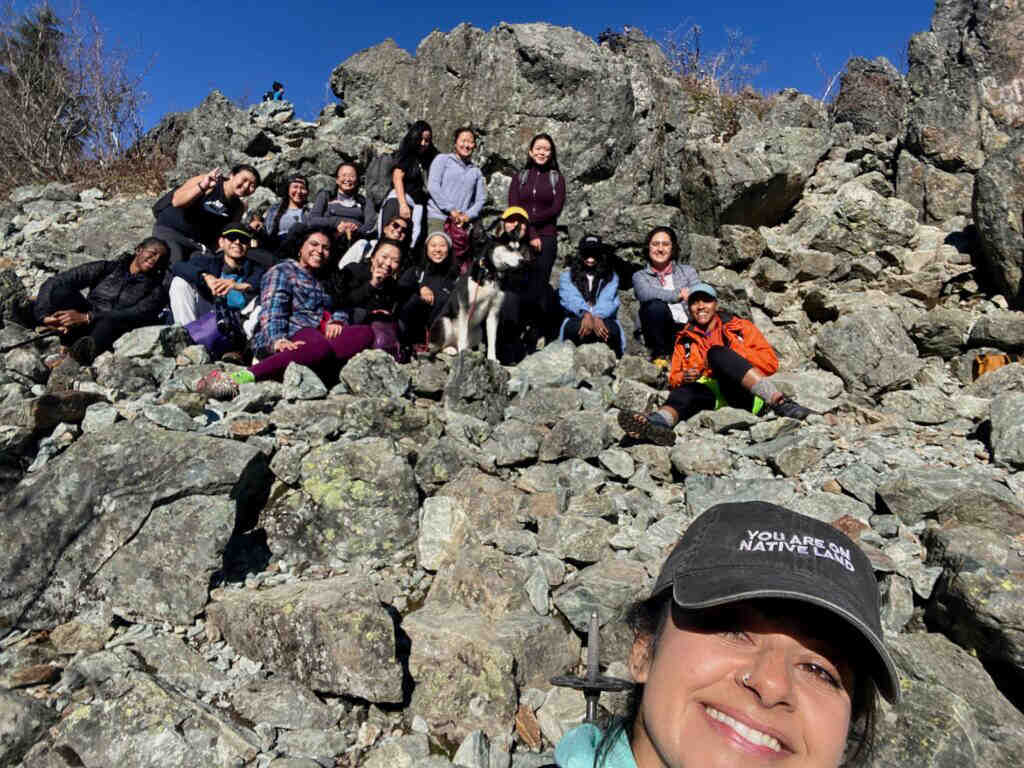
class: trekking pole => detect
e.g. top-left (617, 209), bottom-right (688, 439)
top-left (0, 328), bottom-right (61, 353)
top-left (550, 612), bottom-right (633, 723)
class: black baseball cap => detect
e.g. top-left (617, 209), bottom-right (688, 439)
top-left (652, 502), bottom-right (900, 703)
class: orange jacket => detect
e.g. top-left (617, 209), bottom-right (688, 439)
top-left (668, 312), bottom-right (779, 389)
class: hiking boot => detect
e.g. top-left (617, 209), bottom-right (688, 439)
top-left (770, 396), bottom-right (812, 421)
top-left (220, 350), bottom-right (247, 365)
top-left (69, 336), bottom-right (96, 366)
top-left (195, 369), bottom-right (239, 400)
top-left (617, 410), bottom-right (677, 446)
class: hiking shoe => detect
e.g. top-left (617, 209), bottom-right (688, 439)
top-left (69, 337), bottom-right (96, 366)
top-left (770, 396), bottom-right (812, 421)
top-left (195, 369), bottom-right (239, 400)
top-left (617, 410), bottom-right (677, 446)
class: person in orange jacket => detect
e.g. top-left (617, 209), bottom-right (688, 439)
top-left (618, 283), bottom-right (811, 445)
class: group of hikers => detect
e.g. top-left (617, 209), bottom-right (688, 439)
top-left (24, 114), bottom-right (897, 768)
top-left (31, 119), bottom-right (811, 427)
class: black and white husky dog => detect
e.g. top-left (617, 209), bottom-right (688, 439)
top-left (431, 215), bottom-right (530, 361)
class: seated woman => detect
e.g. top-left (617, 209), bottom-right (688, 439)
top-left (381, 120), bottom-right (437, 250)
top-left (33, 237), bottom-right (169, 365)
top-left (396, 231), bottom-right (456, 350)
top-left (195, 227), bottom-right (374, 399)
top-left (618, 283), bottom-right (811, 445)
top-left (251, 173), bottom-right (310, 259)
top-left (632, 226), bottom-right (701, 365)
top-left (152, 165), bottom-right (260, 264)
top-left (558, 234), bottom-right (624, 357)
top-left (338, 213), bottom-right (410, 270)
top-left (169, 223), bottom-right (265, 326)
top-left (425, 127), bottom-right (486, 244)
top-left (328, 239), bottom-right (403, 324)
top-left (308, 162), bottom-right (376, 244)
top-left (553, 500), bottom-right (898, 768)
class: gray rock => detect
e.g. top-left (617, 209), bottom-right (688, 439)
top-left (362, 733), bottom-right (430, 768)
top-left (484, 419), bottom-right (545, 466)
top-left (4, 346), bottom-right (47, 384)
top-left (229, 679), bottom-right (335, 730)
top-left (814, 306), bottom-right (923, 396)
top-left (909, 306), bottom-right (974, 358)
top-left (0, 690), bottom-right (55, 767)
top-left (552, 558), bottom-right (649, 633)
top-left (990, 392), bottom-right (1024, 469)
top-left (833, 56), bottom-right (908, 139)
top-left (89, 495), bottom-right (235, 625)
top-left (535, 686), bottom-right (585, 747)
top-left (877, 466), bottom-right (1023, 528)
top-left (966, 361), bottom-right (1024, 398)
top-left (134, 635), bottom-right (229, 694)
top-left (538, 411), bottom-right (609, 461)
top-left (0, 423), bottom-right (266, 629)
top-left (685, 475), bottom-right (799, 516)
top-left (453, 730), bottom-right (489, 768)
top-left (414, 436), bottom-right (491, 493)
top-left (509, 342), bottom-right (576, 391)
top-left (971, 131), bottom-right (1024, 302)
top-left (879, 387), bottom-right (957, 425)
top-left (207, 575), bottom-right (403, 702)
top-left (611, 378), bottom-right (661, 413)
top-left (670, 440), bottom-right (733, 477)
top-left (417, 496), bottom-right (469, 571)
top-left (340, 349), bottom-right (411, 398)
top-left (81, 401), bottom-right (119, 432)
top-left (404, 608), bottom-right (578, 743)
top-left (598, 447), bottom-right (635, 479)
top-left (444, 352), bottom-right (509, 425)
top-left (969, 310), bottom-right (1024, 351)
top-left (298, 437), bottom-right (419, 560)
top-left (537, 515), bottom-right (614, 563)
top-left (282, 362), bottom-right (329, 400)
top-left (879, 574), bottom-right (915, 635)
top-left (141, 403), bottom-right (197, 431)
top-left (573, 342), bottom-right (616, 378)
top-left (751, 430), bottom-right (833, 477)
top-left (425, 544), bottom-right (530, 617)
top-left (275, 728), bottom-right (351, 763)
top-left (111, 325), bottom-right (165, 357)
top-left (505, 387), bottom-right (582, 426)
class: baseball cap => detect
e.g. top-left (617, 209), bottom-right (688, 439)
top-left (652, 502), bottom-right (900, 703)
top-left (502, 206), bottom-right (529, 221)
top-left (220, 223), bottom-right (253, 240)
top-left (578, 234), bottom-right (605, 252)
top-left (686, 282), bottom-right (717, 302)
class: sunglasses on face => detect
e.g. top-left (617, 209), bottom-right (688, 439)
top-left (223, 233), bottom-right (250, 244)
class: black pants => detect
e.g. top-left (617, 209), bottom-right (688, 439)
top-left (562, 315), bottom-right (623, 358)
top-left (152, 224), bottom-right (202, 266)
top-left (639, 299), bottom-right (684, 358)
top-left (665, 346), bottom-right (755, 419)
top-left (397, 295), bottom-right (439, 345)
top-left (33, 284), bottom-right (138, 354)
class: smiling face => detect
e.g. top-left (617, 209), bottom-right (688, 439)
top-left (629, 601), bottom-right (853, 768)
top-left (418, 129), bottom-right (433, 153)
top-left (648, 231), bottom-right (675, 270)
top-left (529, 137), bottom-right (552, 167)
top-left (454, 130), bottom-right (476, 161)
top-left (371, 243), bottom-right (401, 280)
top-left (287, 179), bottom-right (308, 207)
top-left (227, 170), bottom-right (258, 198)
top-left (131, 243), bottom-right (167, 274)
top-left (297, 231), bottom-right (331, 272)
top-left (688, 294), bottom-right (718, 327)
top-left (426, 235), bottom-right (449, 264)
top-left (336, 165), bottom-right (358, 195)
top-left (382, 217), bottom-right (409, 241)
top-left (218, 232), bottom-right (250, 266)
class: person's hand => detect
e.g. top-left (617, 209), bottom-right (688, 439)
top-left (678, 286), bottom-right (689, 301)
top-left (370, 261), bottom-right (392, 287)
top-left (199, 167), bottom-right (221, 193)
top-left (273, 337), bottom-right (305, 353)
top-left (579, 312), bottom-right (594, 338)
top-left (204, 275), bottom-right (235, 296)
top-left (44, 310), bottom-right (90, 331)
top-left (249, 217), bottom-right (264, 231)
top-left (324, 322), bottom-right (344, 339)
top-left (420, 286), bottom-right (435, 305)
top-left (682, 367), bottom-right (700, 383)
top-left (592, 315), bottom-right (610, 341)
top-left (398, 201), bottom-right (412, 220)
top-left (336, 220), bottom-right (359, 236)
top-left (529, 237), bottom-right (542, 251)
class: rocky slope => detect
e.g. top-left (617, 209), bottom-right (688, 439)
top-left (1, 1), bottom-right (1024, 766)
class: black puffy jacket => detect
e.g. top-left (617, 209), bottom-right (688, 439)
top-left (36, 254), bottom-right (167, 324)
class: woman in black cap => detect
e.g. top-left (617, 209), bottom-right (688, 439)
top-left (553, 501), bottom-right (900, 768)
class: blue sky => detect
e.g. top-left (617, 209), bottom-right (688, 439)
top-left (43, 1), bottom-right (936, 130)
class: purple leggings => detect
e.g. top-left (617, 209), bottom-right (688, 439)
top-left (250, 325), bottom-right (375, 381)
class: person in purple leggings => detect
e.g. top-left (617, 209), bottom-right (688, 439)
top-left (195, 226), bottom-right (373, 399)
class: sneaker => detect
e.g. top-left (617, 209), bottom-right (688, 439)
top-left (770, 396), bottom-right (812, 421)
top-left (195, 369), bottom-right (239, 400)
top-left (69, 336), bottom-right (96, 366)
top-left (617, 410), bottom-right (677, 446)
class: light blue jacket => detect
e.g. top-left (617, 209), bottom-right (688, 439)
top-left (555, 724), bottom-right (635, 768)
top-left (426, 153), bottom-right (486, 222)
top-left (558, 269), bottom-right (625, 355)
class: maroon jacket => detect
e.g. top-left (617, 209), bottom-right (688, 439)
top-left (508, 166), bottom-right (566, 239)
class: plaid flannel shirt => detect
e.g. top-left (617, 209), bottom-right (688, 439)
top-left (252, 260), bottom-right (348, 355)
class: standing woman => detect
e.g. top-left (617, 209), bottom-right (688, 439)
top-left (194, 227), bottom-right (374, 399)
top-left (632, 226), bottom-right (701, 366)
top-left (382, 120), bottom-right (437, 249)
top-left (153, 165), bottom-right (261, 264)
top-left (554, 501), bottom-right (899, 768)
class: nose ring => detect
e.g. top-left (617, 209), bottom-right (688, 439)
top-left (742, 673), bottom-right (752, 685)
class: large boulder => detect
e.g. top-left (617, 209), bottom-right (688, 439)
top-left (832, 56), bottom-right (909, 140)
top-left (0, 423), bottom-right (268, 630)
top-left (973, 137), bottom-right (1024, 302)
top-left (904, 0), bottom-right (1024, 173)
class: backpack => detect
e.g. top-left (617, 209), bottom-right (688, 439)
top-left (518, 169), bottom-right (560, 197)
top-left (364, 153), bottom-right (396, 209)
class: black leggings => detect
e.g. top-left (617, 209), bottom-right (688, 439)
top-left (33, 284), bottom-right (140, 355)
top-left (665, 346), bottom-right (755, 419)
top-left (639, 299), bottom-right (684, 358)
top-left (562, 315), bottom-right (622, 357)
